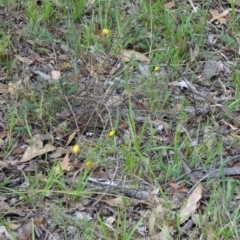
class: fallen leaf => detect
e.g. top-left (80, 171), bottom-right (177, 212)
top-left (209, 8), bottom-right (231, 24)
top-left (51, 70), bottom-right (61, 80)
top-left (104, 216), bottom-right (116, 231)
top-left (0, 131), bottom-right (8, 139)
top-left (169, 183), bottom-right (188, 193)
top-left (179, 184), bottom-right (202, 223)
top-left (152, 119), bottom-right (170, 133)
top-left (11, 146), bottom-right (26, 155)
top-left (56, 153), bottom-right (71, 174)
top-left (190, 44), bottom-right (199, 63)
top-left (0, 83), bottom-right (8, 94)
top-left (15, 55), bottom-right (35, 65)
top-left (0, 161), bottom-right (7, 168)
top-left (8, 222), bottom-right (21, 230)
top-left (86, 65), bottom-right (98, 78)
top-left (109, 63), bottom-right (121, 75)
top-left (120, 121), bottom-right (129, 129)
top-left (8, 80), bottom-right (23, 95)
top-left (120, 50), bottom-right (149, 63)
top-left (164, 0), bottom-right (175, 9)
top-left (8, 75), bottom-right (30, 94)
top-left (61, 153), bottom-right (70, 170)
top-left (65, 130), bottom-right (78, 147)
top-left (59, 60), bottom-right (72, 72)
top-left (105, 197), bottom-right (129, 207)
top-left (50, 147), bottom-right (70, 158)
top-left (20, 143), bottom-right (56, 163)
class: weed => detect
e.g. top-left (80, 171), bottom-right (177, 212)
top-left (2, 0), bottom-right (240, 239)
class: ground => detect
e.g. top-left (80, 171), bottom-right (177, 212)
top-left (1, 0), bottom-right (240, 239)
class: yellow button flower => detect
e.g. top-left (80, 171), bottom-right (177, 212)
top-left (102, 28), bottom-right (110, 35)
top-left (108, 130), bottom-right (116, 137)
top-left (72, 145), bottom-right (80, 154)
top-left (154, 66), bottom-right (160, 72)
top-left (85, 160), bottom-right (92, 167)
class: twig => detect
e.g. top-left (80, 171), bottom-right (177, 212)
top-left (187, 168), bottom-right (219, 195)
top-left (174, 76), bottom-right (240, 125)
top-left (91, 165), bottom-right (119, 207)
top-left (188, 0), bottom-right (197, 12)
top-left (187, 154), bottom-right (240, 194)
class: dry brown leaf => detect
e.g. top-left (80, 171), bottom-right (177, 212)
top-left (8, 80), bottom-right (23, 94)
top-left (50, 147), bottom-right (70, 158)
top-left (51, 70), bottom-right (61, 80)
top-left (15, 55), bottom-right (35, 65)
top-left (104, 216), bottom-right (116, 231)
top-left (61, 153), bottom-right (70, 171)
top-left (20, 143), bottom-right (56, 163)
top-left (8, 222), bottom-right (21, 230)
top-left (0, 161), bottom-right (7, 168)
top-left (152, 119), bottom-right (170, 133)
top-left (11, 146), bottom-right (26, 155)
top-left (174, 103), bottom-right (182, 111)
top-left (86, 65), bottom-right (98, 78)
top-left (105, 197), bottom-right (129, 207)
top-left (190, 44), bottom-right (199, 63)
top-left (164, 0), bottom-right (175, 9)
top-left (8, 75), bottom-right (30, 95)
top-left (120, 50), bottom-right (149, 63)
top-left (65, 130), bottom-right (78, 147)
top-left (209, 8), bottom-right (231, 24)
top-left (120, 121), bottom-right (129, 130)
top-left (0, 131), bottom-right (8, 139)
top-left (169, 183), bottom-right (188, 192)
top-left (0, 83), bottom-right (8, 94)
top-left (56, 153), bottom-right (71, 174)
top-left (179, 184), bottom-right (202, 223)
top-left (169, 182), bottom-right (182, 190)
top-left (109, 65), bottom-right (120, 75)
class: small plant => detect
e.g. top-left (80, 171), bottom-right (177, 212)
top-left (0, 29), bottom-right (11, 62)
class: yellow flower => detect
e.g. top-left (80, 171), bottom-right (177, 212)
top-left (72, 145), bottom-right (80, 154)
top-left (108, 130), bottom-right (116, 137)
top-left (154, 66), bottom-right (160, 72)
top-left (85, 160), bottom-right (92, 167)
top-left (102, 28), bottom-right (110, 35)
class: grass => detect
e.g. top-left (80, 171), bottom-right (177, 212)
top-left (1, 0), bottom-right (240, 239)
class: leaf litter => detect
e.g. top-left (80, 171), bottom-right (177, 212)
top-left (1, 1), bottom-right (240, 239)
